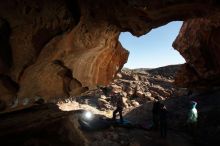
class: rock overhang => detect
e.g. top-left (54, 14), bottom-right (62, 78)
top-left (0, 0), bottom-right (220, 112)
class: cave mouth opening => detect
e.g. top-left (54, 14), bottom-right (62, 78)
top-left (119, 21), bottom-right (185, 69)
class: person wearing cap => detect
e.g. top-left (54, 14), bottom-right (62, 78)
top-left (112, 92), bottom-right (124, 123)
top-left (187, 101), bottom-right (198, 135)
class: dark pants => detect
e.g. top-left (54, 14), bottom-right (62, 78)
top-left (153, 114), bottom-right (159, 129)
top-left (160, 121), bottom-right (167, 138)
top-left (187, 122), bottom-right (197, 136)
top-left (112, 107), bottom-right (123, 122)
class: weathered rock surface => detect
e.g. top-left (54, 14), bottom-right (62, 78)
top-left (0, 0), bottom-right (219, 113)
top-left (0, 1), bottom-right (220, 145)
top-left (174, 17), bottom-right (220, 88)
top-left (0, 0), bottom-right (129, 112)
top-left (75, 65), bottom-right (184, 111)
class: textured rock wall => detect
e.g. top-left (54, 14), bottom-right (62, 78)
top-left (0, 0), bottom-right (220, 112)
top-left (174, 16), bottom-right (220, 88)
top-left (0, 0), bottom-right (129, 112)
top-left (0, 0), bottom-right (77, 111)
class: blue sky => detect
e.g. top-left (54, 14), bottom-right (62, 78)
top-left (119, 21), bottom-right (185, 69)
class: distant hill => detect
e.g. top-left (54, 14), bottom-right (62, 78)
top-left (122, 64), bottom-right (181, 79)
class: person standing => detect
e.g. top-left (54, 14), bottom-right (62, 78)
top-left (187, 101), bottom-right (198, 136)
top-left (152, 97), bottom-right (161, 129)
top-left (159, 103), bottom-right (167, 138)
top-left (112, 93), bottom-right (124, 123)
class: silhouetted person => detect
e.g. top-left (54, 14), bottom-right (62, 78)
top-left (112, 93), bottom-right (124, 123)
top-left (159, 104), bottom-right (167, 138)
top-left (187, 101), bottom-right (198, 136)
top-left (152, 97), bottom-right (161, 129)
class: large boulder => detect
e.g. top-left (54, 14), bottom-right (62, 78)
top-left (149, 85), bottom-right (170, 98)
top-left (174, 17), bottom-right (220, 88)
